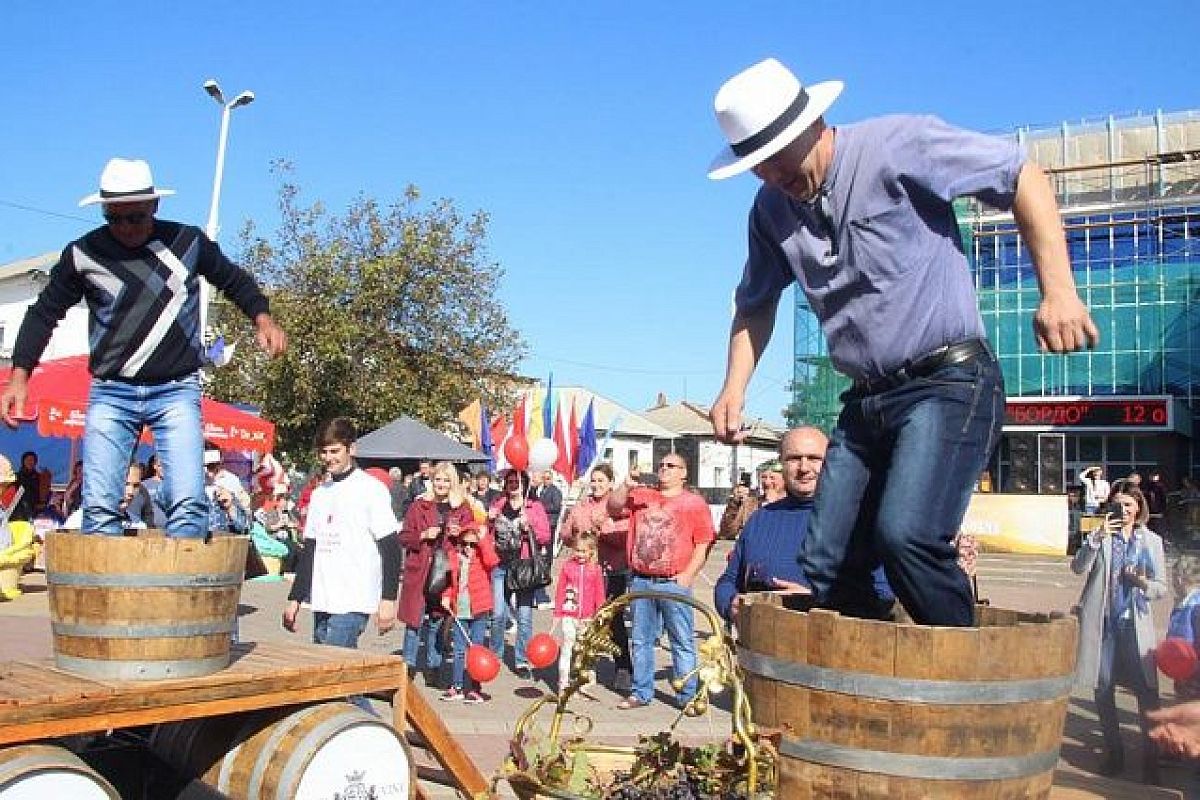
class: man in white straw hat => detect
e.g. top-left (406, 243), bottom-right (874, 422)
top-left (706, 58), bottom-right (1098, 626)
top-left (0, 157), bottom-right (287, 539)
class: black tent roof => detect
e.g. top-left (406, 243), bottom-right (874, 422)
top-left (354, 415), bottom-right (488, 464)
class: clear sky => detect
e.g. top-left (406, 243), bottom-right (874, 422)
top-left (4, 1), bottom-right (1197, 426)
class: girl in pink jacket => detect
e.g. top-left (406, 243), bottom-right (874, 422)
top-left (553, 531), bottom-right (606, 691)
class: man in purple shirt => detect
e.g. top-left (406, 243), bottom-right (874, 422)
top-left (706, 58), bottom-right (1098, 626)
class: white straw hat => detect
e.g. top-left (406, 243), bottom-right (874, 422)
top-left (79, 158), bottom-right (176, 207)
top-left (707, 58), bottom-right (843, 180)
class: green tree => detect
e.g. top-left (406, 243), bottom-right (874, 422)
top-left (207, 169), bottom-right (526, 461)
top-left (784, 355), bottom-right (848, 433)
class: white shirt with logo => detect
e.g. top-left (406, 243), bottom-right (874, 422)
top-left (304, 468), bottom-right (399, 614)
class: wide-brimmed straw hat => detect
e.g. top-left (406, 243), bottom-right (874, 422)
top-left (707, 58), bottom-right (843, 180)
top-left (79, 158), bottom-right (176, 207)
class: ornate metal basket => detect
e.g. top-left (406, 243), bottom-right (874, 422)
top-left (496, 590), bottom-right (777, 799)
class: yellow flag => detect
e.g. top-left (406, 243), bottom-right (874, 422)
top-left (527, 388), bottom-right (544, 440)
top-left (457, 399), bottom-right (482, 449)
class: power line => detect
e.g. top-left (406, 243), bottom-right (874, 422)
top-left (0, 199), bottom-right (91, 225)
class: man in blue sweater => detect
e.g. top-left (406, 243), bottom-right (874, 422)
top-left (715, 426), bottom-right (892, 624)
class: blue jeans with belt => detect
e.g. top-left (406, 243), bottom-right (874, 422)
top-left (82, 373), bottom-right (209, 537)
top-left (628, 575), bottom-right (697, 705)
top-left (799, 352), bottom-right (1004, 626)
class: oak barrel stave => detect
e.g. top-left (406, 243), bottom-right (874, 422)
top-left (0, 743), bottom-right (120, 799)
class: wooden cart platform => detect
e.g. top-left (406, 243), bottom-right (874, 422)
top-left (0, 640), bottom-right (492, 798)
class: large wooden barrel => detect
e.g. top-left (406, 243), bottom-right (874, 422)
top-left (739, 601), bottom-right (1078, 799)
top-left (150, 701), bottom-right (413, 800)
top-left (0, 743), bottom-right (120, 799)
top-left (45, 531), bottom-right (248, 680)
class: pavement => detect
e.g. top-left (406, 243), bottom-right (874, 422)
top-left (2, 540), bottom-right (1197, 798)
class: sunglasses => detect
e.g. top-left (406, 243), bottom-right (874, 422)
top-left (658, 462), bottom-right (684, 470)
top-left (104, 211), bottom-right (150, 226)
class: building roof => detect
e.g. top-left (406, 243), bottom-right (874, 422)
top-left (642, 396), bottom-right (783, 443)
top-left (555, 387), bottom-right (676, 439)
top-left (0, 252), bottom-right (56, 283)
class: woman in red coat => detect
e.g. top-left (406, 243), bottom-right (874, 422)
top-left (399, 462), bottom-right (474, 684)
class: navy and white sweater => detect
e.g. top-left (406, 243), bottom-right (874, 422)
top-left (13, 221), bottom-right (269, 382)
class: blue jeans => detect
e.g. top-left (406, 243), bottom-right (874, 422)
top-left (313, 611), bottom-right (373, 713)
top-left (313, 611), bottom-right (369, 648)
top-left (83, 374), bottom-right (208, 537)
top-left (402, 614), bottom-right (444, 671)
top-left (800, 353), bottom-right (1004, 626)
top-left (450, 614), bottom-right (490, 692)
top-left (491, 566), bottom-right (533, 667)
top-left (628, 576), bottom-right (697, 705)
top-left (490, 565), bottom-right (510, 658)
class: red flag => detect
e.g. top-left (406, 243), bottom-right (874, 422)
top-left (568, 402), bottom-right (580, 479)
top-left (490, 414), bottom-right (509, 453)
top-left (552, 404), bottom-right (571, 478)
top-left (512, 394), bottom-right (527, 438)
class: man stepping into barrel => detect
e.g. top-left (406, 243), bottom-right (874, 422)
top-left (0, 157), bottom-right (287, 538)
top-left (706, 58), bottom-right (1098, 625)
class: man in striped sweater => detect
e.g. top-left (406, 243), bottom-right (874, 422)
top-left (715, 426), bottom-right (893, 624)
top-left (0, 158), bottom-right (287, 538)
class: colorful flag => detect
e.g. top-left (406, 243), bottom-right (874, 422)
top-left (568, 401), bottom-right (580, 479)
top-left (526, 387), bottom-right (543, 441)
top-left (552, 404), bottom-right (572, 478)
top-left (512, 394), bottom-right (527, 438)
top-left (480, 404), bottom-right (495, 471)
top-left (576, 399), bottom-right (598, 475)
top-left (457, 399), bottom-right (482, 449)
top-left (542, 374), bottom-right (554, 438)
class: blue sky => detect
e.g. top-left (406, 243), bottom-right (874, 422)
top-left (4, 1), bottom-right (1197, 426)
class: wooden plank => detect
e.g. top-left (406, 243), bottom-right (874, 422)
top-left (404, 681), bottom-right (493, 799)
top-left (0, 673), bottom-right (409, 744)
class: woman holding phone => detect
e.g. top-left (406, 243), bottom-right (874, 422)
top-left (1072, 487), bottom-right (1168, 783)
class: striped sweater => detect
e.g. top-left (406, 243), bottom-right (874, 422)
top-left (13, 221), bottom-right (269, 382)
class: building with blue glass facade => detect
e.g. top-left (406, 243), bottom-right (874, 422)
top-left (793, 109), bottom-right (1200, 490)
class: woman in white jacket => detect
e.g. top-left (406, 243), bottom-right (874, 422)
top-left (1071, 486), bottom-right (1168, 783)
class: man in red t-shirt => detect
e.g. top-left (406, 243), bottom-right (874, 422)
top-left (608, 453), bottom-right (714, 711)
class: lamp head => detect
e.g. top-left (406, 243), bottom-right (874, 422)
top-left (231, 91), bottom-right (255, 110)
top-left (203, 79), bottom-right (225, 105)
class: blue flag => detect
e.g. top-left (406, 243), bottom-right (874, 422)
top-left (481, 403), bottom-right (495, 471)
top-left (576, 399), bottom-right (598, 474)
top-left (542, 373), bottom-right (554, 439)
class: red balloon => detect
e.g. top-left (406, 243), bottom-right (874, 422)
top-left (466, 644), bottom-right (501, 683)
top-left (504, 435), bottom-right (530, 471)
top-left (365, 467), bottom-right (392, 489)
top-left (1157, 637), bottom-right (1198, 681)
top-left (526, 633), bottom-right (560, 670)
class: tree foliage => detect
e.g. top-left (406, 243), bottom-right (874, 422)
top-left (207, 167), bottom-right (526, 461)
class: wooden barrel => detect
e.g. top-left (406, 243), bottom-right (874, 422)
top-left (739, 601), bottom-right (1078, 799)
top-left (45, 531), bottom-right (248, 680)
top-left (0, 743), bottom-right (120, 799)
top-left (150, 701), bottom-right (413, 800)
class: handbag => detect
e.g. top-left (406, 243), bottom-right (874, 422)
top-left (423, 511), bottom-right (452, 603)
top-left (506, 524), bottom-right (550, 594)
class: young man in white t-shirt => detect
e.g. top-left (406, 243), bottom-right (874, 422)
top-left (282, 418), bottom-right (400, 647)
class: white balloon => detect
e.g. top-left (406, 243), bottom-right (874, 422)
top-left (528, 438), bottom-right (559, 473)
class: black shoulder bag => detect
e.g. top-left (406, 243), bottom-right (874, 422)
top-left (505, 523), bottom-right (550, 594)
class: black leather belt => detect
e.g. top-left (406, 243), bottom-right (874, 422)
top-left (853, 339), bottom-right (990, 394)
top-left (633, 573), bottom-right (675, 583)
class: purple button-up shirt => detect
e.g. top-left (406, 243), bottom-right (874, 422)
top-left (734, 114), bottom-right (1025, 383)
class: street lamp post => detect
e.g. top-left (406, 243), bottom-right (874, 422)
top-left (200, 78), bottom-right (254, 339)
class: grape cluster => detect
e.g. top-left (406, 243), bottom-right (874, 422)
top-left (603, 772), bottom-right (749, 799)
